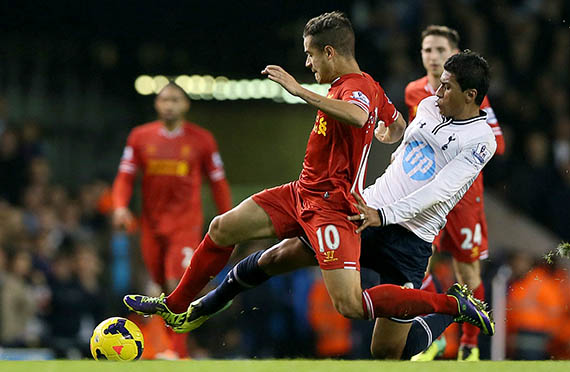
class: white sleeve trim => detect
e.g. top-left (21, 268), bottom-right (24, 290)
top-left (348, 100), bottom-right (370, 114)
top-left (119, 163), bottom-right (137, 174)
top-left (209, 169), bottom-right (226, 182)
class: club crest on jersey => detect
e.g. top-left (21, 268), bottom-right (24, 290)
top-left (180, 145), bottom-right (191, 158)
top-left (351, 91), bottom-right (370, 106)
top-left (441, 134), bottom-right (456, 150)
top-left (402, 140), bottom-right (436, 181)
top-left (313, 116), bottom-right (328, 137)
top-left (472, 143), bottom-right (490, 164)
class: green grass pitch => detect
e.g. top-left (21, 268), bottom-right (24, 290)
top-left (1, 360), bottom-right (570, 372)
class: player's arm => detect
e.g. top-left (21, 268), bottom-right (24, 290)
top-left (374, 114), bottom-right (406, 144)
top-left (262, 65), bottom-right (368, 127)
top-left (350, 137), bottom-right (497, 232)
top-left (202, 135), bottom-right (232, 214)
top-left (111, 133), bottom-right (139, 230)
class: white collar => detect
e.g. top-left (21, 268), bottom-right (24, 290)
top-left (159, 125), bottom-right (184, 138)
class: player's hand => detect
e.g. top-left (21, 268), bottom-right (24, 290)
top-left (112, 207), bottom-right (135, 230)
top-left (374, 120), bottom-right (389, 143)
top-left (261, 65), bottom-right (302, 97)
top-left (348, 192), bottom-right (383, 234)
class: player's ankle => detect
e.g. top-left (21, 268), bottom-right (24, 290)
top-left (165, 296), bottom-right (187, 314)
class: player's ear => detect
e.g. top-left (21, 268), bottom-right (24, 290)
top-left (465, 88), bottom-right (477, 104)
top-left (324, 45), bottom-right (335, 59)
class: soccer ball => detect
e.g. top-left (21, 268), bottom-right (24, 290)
top-left (90, 317), bottom-right (144, 361)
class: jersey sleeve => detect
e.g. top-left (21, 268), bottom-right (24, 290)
top-left (378, 133), bottom-right (497, 226)
top-left (338, 83), bottom-right (374, 115)
top-left (201, 132), bottom-right (232, 213)
top-left (339, 79), bottom-right (398, 127)
top-left (112, 129), bottom-right (141, 209)
top-left (404, 83), bottom-right (418, 122)
top-left (481, 96), bottom-right (505, 155)
top-left (377, 91), bottom-right (399, 127)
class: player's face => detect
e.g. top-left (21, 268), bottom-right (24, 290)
top-left (155, 86), bottom-right (189, 122)
top-left (435, 70), bottom-right (465, 117)
top-left (421, 35), bottom-right (456, 77)
top-left (304, 36), bottom-right (333, 84)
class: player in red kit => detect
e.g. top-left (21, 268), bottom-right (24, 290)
top-left (112, 82), bottom-right (232, 358)
top-left (405, 26), bottom-right (505, 361)
top-left (124, 11), bottom-right (418, 331)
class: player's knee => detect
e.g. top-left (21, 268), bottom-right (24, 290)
top-left (208, 215), bottom-right (231, 245)
top-left (258, 248), bottom-right (282, 275)
top-left (330, 294), bottom-right (364, 319)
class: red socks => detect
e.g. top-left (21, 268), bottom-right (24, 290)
top-left (362, 284), bottom-right (458, 320)
top-left (166, 234), bottom-right (234, 313)
top-left (460, 283), bottom-right (485, 347)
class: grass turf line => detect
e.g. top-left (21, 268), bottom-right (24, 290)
top-left (1, 360), bottom-right (570, 372)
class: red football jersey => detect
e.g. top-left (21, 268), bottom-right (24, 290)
top-left (299, 72), bottom-right (398, 203)
top-left (404, 75), bottom-right (504, 207)
top-left (112, 121), bottom-right (231, 235)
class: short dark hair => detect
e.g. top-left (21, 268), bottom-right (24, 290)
top-left (421, 25), bottom-right (460, 49)
top-left (444, 50), bottom-right (490, 105)
top-left (303, 11), bottom-right (355, 57)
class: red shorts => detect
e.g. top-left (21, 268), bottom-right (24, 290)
top-left (433, 195), bottom-right (488, 263)
top-left (141, 221), bottom-right (202, 285)
top-left (252, 181), bottom-right (361, 271)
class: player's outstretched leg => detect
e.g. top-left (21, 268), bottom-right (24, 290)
top-left (446, 283), bottom-right (494, 336)
top-left (123, 293), bottom-right (188, 330)
top-left (174, 249), bottom-right (271, 333)
top-left (362, 283), bottom-right (494, 336)
top-left (173, 238), bottom-right (317, 333)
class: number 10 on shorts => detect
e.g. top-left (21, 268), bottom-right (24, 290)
top-left (316, 225), bottom-right (340, 252)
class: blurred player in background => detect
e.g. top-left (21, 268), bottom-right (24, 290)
top-left (405, 25), bottom-right (505, 361)
top-left (111, 82), bottom-right (232, 358)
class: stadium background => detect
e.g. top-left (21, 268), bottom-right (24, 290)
top-left (0, 0), bottom-right (569, 361)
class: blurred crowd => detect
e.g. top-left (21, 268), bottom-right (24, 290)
top-left (0, 123), bottom-right (110, 357)
top-left (1, 0), bottom-right (570, 361)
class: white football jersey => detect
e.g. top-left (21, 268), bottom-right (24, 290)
top-left (363, 96), bottom-right (497, 242)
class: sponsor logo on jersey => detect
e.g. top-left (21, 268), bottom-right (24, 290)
top-left (313, 116), bottom-right (328, 137)
top-left (402, 140), bottom-right (436, 181)
top-left (472, 143), bottom-right (490, 164)
top-left (147, 159), bottom-right (189, 176)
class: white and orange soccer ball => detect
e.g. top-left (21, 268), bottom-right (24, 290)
top-left (90, 317), bottom-right (144, 361)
